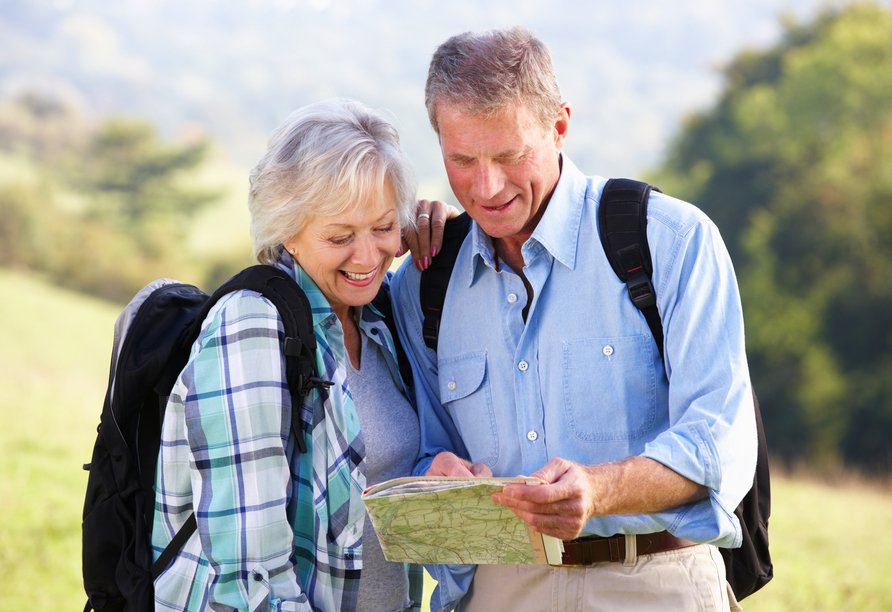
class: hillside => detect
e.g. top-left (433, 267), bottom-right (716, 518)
top-left (0, 269), bottom-right (118, 608)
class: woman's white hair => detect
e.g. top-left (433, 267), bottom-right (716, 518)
top-left (249, 98), bottom-right (418, 265)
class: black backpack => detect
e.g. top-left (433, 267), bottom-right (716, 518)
top-left (81, 265), bottom-right (333, 612)
top-left (419, 179), bottom-right (773, 601)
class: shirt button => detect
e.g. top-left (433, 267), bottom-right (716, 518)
top-left (518, 361), bottom-right (529, 371)
top-left (507, 293), bottom-right (518, 304)
top-left (447, 380), bottom-right (457, 391)
top-left (603, 345), bottom-right (614, 357)
top-left (527, 430), bottom-right (538, 441)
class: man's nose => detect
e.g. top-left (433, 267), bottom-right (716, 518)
top-left (471, 163), bottom-right (504, 202)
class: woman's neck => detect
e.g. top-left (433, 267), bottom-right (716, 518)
top-left (336, 305), bottom-right (362, 370)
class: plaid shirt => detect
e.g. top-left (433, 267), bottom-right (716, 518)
top-left (153, 251), bottom-right (422, 611)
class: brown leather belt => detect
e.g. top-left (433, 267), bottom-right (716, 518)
top-left (559, 531), bottom-right (697, 566)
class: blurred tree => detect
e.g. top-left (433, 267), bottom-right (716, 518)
top-left (78, 119), bottom-right (214, 222)
top-left (0, 94), bottom-right (223, 302)
top-left (653, 2), bottom-right (892, 472)
top-left (0, 93), bottom-right (89, 163)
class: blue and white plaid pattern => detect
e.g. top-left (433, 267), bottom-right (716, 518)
top-left (153, 250), bottom-right (420, 611)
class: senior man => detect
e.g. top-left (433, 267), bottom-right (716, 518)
top-left (391, 27), bottom-right (756, 612)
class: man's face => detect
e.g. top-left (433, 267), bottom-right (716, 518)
top-left (436, 102), bottom-right (569, 244)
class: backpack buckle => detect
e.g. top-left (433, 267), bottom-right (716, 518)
top-left (298, 375), bottom-right (333, 396)
top-left (627, 273), bottom-right (656, 310)
top-left (422, 315), bottom-right (440, 351)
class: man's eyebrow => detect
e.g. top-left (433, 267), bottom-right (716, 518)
top-left (494, 147), bottom-right (529, 159)
top-left (445, 151), bottom-right (476, 162)
top-left (445, 147), bottom-right (529, 162)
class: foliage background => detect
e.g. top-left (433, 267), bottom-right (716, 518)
top-left (1, 0), bottom-right (892, 609)
top-left (652, 3), bottom-right (892, 472)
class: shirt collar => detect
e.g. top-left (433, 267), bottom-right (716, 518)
top-left (463, 153), bottom-right (589, 287)
top-left (531, 154), bottom-right (587, 270)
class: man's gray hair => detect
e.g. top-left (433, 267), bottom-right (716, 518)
top-left (249, 98), bottom-right (418, 265)
top-left (425, 27), bottom-right (562, 134)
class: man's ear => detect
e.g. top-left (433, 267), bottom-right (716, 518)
top-left (554, 102), bottom-right (571, 151)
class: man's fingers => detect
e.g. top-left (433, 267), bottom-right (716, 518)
top-left (501, 459), bottom-right (577, 503)
top-left (493, 487), bottom-right (570, 513)
top-left (426, 452), bottom-right (479, 477)
top-left (506, 507), bottom-right (586, 540)
top-left (493, 493), bottom-right (589, 540)
top-left (501, 482), bottom-right (562, 505)
top-left (529, 457), bottom-right (574, 486)
top-left (470, 462), bottom-right (493, 477)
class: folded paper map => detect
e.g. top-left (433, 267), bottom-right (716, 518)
top-left (361, 476), bottom-right (564, 565)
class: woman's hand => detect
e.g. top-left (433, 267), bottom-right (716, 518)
top-left (400, 199), bottom-right (462, 271)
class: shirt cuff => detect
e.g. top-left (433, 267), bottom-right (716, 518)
top-left (413, 456), bottom-right (435, 477)
top-left (642, 419), bottom-right (722, 490)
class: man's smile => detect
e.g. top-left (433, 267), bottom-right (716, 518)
top-left (482, 195), bottom-right (517, 213)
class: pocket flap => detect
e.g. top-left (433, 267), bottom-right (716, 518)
top-left (439, 351), bottom-right (487, 403)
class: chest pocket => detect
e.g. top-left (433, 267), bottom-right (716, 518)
top-left (438, 351), bottom-right (499, 466)
top-left (562, 335), bottom-right (657, 442)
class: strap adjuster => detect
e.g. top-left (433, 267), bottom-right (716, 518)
top-left (422, 315), bottom-right (440, 351)
top-left (627, 273), bottom-right (656, 309)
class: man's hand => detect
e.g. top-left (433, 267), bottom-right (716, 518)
top-left (400, 199), bottom-right (461, 271)
top-left (425, 452), bottom-right (493, 478)
top-left (492, 456), bottom-right (709, 541)
top-left (492, 458), bottom-right (597, 540)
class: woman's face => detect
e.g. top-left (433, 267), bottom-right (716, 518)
top-left (283, 183), bottom-right (401, 322)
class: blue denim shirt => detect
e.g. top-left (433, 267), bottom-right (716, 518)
top-left (390, 156), bottom-right (757, 612)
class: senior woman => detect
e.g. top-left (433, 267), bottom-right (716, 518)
top-left (152, 98), bottom-right (449, 612)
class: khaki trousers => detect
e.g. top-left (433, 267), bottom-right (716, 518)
top-left (458, 543), bottom-right (742, 612)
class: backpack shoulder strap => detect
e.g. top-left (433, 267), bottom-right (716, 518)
top-left (208, 265), bottom-right (332, 454)
top-left (420, 212), bottom-right (473, 350)
top-left (598, 178), bottom-right (664, 358)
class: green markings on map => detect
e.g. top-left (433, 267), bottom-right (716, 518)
top-left (361, 476), bottom-right (563, 565)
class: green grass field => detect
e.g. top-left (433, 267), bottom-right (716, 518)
top-left (1, 268), bottom-right (890, 611)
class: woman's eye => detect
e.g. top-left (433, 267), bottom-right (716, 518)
top-left (329, 235), bottom-right (352, 246)
top-left (375, 223), bottom-right (396, 234)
